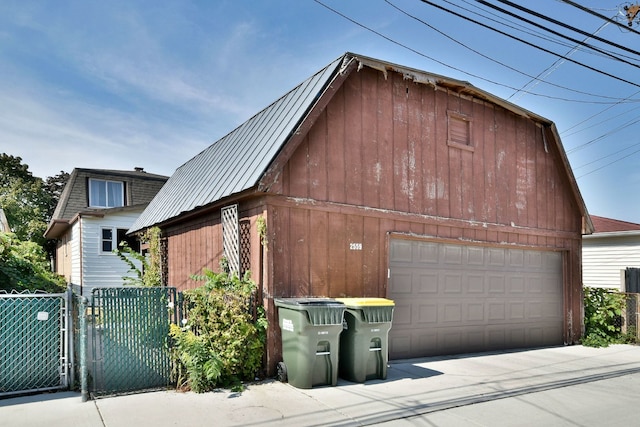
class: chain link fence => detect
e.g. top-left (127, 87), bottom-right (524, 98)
top-left (0, 290), bottom-right (71, 397)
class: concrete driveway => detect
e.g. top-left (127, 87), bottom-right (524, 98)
top-left (2, 344), bottom-right (639, 426)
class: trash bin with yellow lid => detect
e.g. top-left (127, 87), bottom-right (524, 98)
top-left (274, 298), bottom-right (346, 389)
top-left (335, 297), bottom-right (395, 383)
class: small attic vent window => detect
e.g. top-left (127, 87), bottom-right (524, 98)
top-left (447, 111), bottom-right (474, 152)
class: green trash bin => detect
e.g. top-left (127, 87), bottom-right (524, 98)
top-left (274, 298), bottom-right (346, 389)
top-left (336, 297), bottom-right (395, 383)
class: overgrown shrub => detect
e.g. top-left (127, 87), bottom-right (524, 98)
top-left (0, 231), bottom-right (66, 292)
top-left (582, 287), bottom-right (632, 347)
top-left (170, 268), bottom-right (267, 392)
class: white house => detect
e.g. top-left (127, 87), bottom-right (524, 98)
top-left (45, 168), bottom-right (168, 296)
top-left (582, 215), bottom-right (640, 290)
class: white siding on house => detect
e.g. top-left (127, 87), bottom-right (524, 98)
top-left (70, 222), bottom-right (81, 286)
top-left (583, 234), bottom-right (640, 290)
top-left (80, 209), bottom-right (144, 296)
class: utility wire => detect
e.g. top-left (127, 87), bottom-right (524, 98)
top-left (313, 0), bottom-right (635, 103)
top-left (458, 0), bottom-right (637, 62)
top-left (558, 0), bottom-right (640, 36)
top-left (562, 102), bottom-right (640, 138)
top-left (419, 0), bottom-right (640, 88)
top-left (566, 115), bottom-right (640, 154)
top-left (472, 0), bottom-right (640, 69)
top-left (577, 147), bottom-right (640, 179)
top-left (574, 140), bottom-right (640, 170)
top-left (509, 20), bottom-right (612, 101)
top-left (384, 0), bottom-right (630, 101)
top-left (487, 0), bottom-right (640, 57)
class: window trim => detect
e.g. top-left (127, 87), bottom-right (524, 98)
top-left (88, 178), bottom-right (125, 208)
top-left (101, 227), bottom-right (114, 253)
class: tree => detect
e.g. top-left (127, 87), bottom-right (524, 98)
top-left (0, 154), bottom-right (68, 249)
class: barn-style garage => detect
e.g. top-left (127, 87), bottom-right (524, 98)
top-left (131, 52), bottom-right (592, 374)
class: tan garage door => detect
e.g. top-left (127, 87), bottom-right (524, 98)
top-left (388, 238), bottom-right (563, 359)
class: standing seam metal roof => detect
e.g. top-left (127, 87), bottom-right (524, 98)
top-left (130, 51), bottom-right (592, 234)
top-left (129, 55), bottom-right (345, 233)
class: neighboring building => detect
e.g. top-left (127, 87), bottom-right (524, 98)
top-left (0, 208), bottom-right (9, 232)
top-left (582, 215), bottom-right (640, 290)
top-left (45, 168), bottom-right (168, 296)
top-left (130, 52), bottom-right (592, 373)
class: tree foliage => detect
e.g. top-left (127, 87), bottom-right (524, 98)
top-left (0, 231), bottom-right (66, 293)
top-left (582, 287), bottom-right (634, 347)
top-left (114, 226), bottom-right (162, 287)
top-left (0, 154), bottom-right (68, 249)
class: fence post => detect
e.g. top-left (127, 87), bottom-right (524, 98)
top-left (66, 287), bottom-right (74, 390)
top-left (79, 296), bottom-right (89, 402)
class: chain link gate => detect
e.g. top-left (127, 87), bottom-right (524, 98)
top-left (0, 290), bottom-right (71, 397)
top-left (90, 287), bottom-right (176, 397)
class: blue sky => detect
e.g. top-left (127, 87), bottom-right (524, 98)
top-left (2, 1), bottom-right (640, 223)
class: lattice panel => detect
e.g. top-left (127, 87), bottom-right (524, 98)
top-left (91, 287), bottom-right (175, 397)
top-left (0, 295), bottom-right (65, 395)
top-left (239, 219), bottom-right (251, 275)
top-left (222, 204), bottom-right (240, 274)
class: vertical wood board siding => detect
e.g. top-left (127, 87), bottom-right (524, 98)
top-left (278, 67), bottom-right (579, 232)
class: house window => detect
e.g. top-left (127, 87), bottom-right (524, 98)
top-left (101, 228), bottom-right (140, 253)
top-left (447, 111), bottom-right (474, 152)
top-left (101, 228), bottom-right (113, 252)
top-left (89, 179), bottom-right (124, 208)
top-left (117, 229), bottom-right (140, 253)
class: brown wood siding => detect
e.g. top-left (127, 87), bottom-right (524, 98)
top-left (164, 205), bottom-right (266, 292)
top-left (262, 66), bottom-right (584, 371)
top-left (276, 67), bottom-right (578, 233)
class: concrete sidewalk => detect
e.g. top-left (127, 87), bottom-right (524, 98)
top-left (2, 344), bottom-right (640, 426)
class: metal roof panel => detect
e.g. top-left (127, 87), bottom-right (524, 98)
top-left (129, 56), bottom-right (343, 233)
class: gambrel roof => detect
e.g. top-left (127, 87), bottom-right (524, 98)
top-left (130, 52), bottom-right (593, 234)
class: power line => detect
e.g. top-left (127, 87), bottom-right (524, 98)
top-left (574, 140), bottom-right (640, 170)
top-left (418, 0), bottom-right (640, 89)
top-left (577, 146), bottom-right (640, 179)
top-left (485, 0), bottom-right (640, 58)
top-left (508, 21), bottom-right (611, 101)
top-left (557, 0), bottom-right (640, 36)
top-left (384, 0), bottom-right (633, 101)
top-left (314, 0), bottom-right (639, 103)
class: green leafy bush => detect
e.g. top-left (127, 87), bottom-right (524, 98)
top-left (0, 231), bottom-right (66, 292)
top-left (582, 287), bottom-right (630, 347)
top-left (114, 226), bottom-right (162, 287)
top-left (170, 268), bottom-right (267, 392)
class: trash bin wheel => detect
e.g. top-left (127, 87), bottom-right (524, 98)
top-left (277, 361), bottom-right (288, 383)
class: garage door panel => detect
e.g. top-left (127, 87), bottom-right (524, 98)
top-left (390, 240), bottom-right (413, 262)
top-left (418, 272), bottom-right (439, 293)
top-left (509, 302), bottom-right (525, 320)
top-left (391, 272), bottom-right (413, 294)
top-left (418, 241), bottom-right (439, 263)
top-left (389, 239), bottom-right (563, 359)
top-left (489, 275), bottom-right (505, 293)
top-left (444, 274), bottom-right (463, 293)
top-left (466, 274), bottom-right (485, 293)
top-left (418, 303), bottom-right (438, 324)
top-left (508, 275), bottom-right (526, 293)
top-left (393, 302), bottom-right (412, 326)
